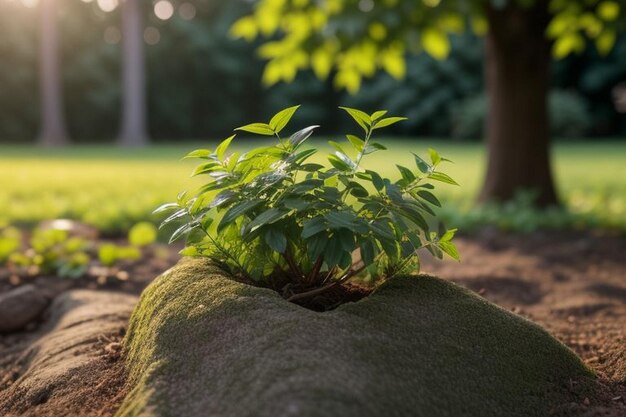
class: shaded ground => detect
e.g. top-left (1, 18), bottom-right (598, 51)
top-left (0, 230), bottom-right (625, 415)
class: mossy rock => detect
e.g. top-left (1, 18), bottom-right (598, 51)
top-left (118, 258), bottom-right (592, 417)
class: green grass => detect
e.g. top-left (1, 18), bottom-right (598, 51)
top-left (0, 140), bottom-right (624, 233)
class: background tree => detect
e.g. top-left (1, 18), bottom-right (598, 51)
top-left (118, 0), bottom-right (149, 147)
top-left (232, 0), bottom-right (625, 206)
top-left (39, 0), bottom-right (68, 147)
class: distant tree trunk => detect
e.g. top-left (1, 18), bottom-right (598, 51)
top-left (479, 1), bottom-right (559, 207)
top-left (38, 0), bottom-right (68, 147)
top-left (118, 0), bottom-right (149, 147)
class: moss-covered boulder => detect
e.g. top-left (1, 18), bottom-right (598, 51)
top-left (118, 258), bottom-right (592, 417)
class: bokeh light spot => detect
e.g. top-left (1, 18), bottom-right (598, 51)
top-left (358, 0), bottom-right (373, 12)
top-left (144, 26), bottom-right (160, 45)
top-left (179, 2), bottom-right (196, 20)
top-left (97, 0), bottom-right (118, 12)
top-left (104, 26), bottom-right (121, 45)
top-left (154, 0), bottom-right (174, 20)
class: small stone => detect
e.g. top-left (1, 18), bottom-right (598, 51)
top-left (0, 285), bottom-right (50, 333)
top-left (116, 270), bottom-right (129, 281)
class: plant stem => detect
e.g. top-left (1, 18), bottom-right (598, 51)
top-left (286, 281), bottom-right (338, 303)
top-left (308, 256), bottom-right (323, 285)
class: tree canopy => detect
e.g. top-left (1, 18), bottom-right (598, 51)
top-left (232, 0), bottom-right (625, 93)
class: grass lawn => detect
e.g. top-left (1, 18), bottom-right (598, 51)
top-left (0, 139), bottom-right (624, 233)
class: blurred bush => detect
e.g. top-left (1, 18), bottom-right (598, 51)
top-left (451, 90), bottom-right (591, 140)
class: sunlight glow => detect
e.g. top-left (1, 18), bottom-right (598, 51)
top-left (97, 0), bottom-right (118, 12)
top-left (154, 0), bottom-right (174, 20)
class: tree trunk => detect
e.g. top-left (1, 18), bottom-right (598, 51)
top-left (479, 1), bottom-right (559, 207)
top-left (38, 0), bottom-right (68, 147)
top-left (118, 0), bottom-right (149, 147)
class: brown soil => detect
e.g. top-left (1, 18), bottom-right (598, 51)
top-left (1, 335), bottom-right (128, 417)
top-left (1, 229), bottom-right (625, 416)
top-left (294, 282), bottom-right (372, 311)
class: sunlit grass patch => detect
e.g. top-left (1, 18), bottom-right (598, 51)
top-left (0, 140), bottom-right (624, 233)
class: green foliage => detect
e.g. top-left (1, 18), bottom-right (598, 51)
top-left (452, 90), bottom-right (591, 139)
top-left (128, 222), bottom-right (158, 247)
top-left (0, 226), bottom-right (21, 264)
top-left (233, 0), bottom-right (625, 93)
top-left (0, 222), bottom-right (154, 278)
top-left (98, 244), bottom-right (141, 267)
top-left (9, 229), bottom-right (91, 279)
top-left (157, 106), bottom-right (459, 298)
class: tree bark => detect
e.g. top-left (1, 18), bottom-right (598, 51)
top-left (118, 0), bottom-right (149, 147)
top-left (38, 0), bottom-right (68, 147)
top-left (479, 1), bottom-right (559, 207)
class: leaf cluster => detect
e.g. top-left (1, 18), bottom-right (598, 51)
top-left (157, 106), bottom-right (460, 301)
top-left (0, 222), bottom-right (158, 278)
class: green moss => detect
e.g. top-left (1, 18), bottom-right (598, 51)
top-left (118, 258), bottom-right (593, 417)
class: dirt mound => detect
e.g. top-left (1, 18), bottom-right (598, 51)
top-left (119, 258), bottom-right (593, 417)
top-left (0, 290), bottom-right (137, 417)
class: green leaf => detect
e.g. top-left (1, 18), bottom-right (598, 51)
top-left (302, 217), bottom-right (327, 238)
top-left (235, 123), bottom-right (275, 136)
top-left (438, 241), bottom-right (460, 261)
top-left (348, 181), bottom-right (369, 198)
top-left (215, 135), bottom-right (236, 160)
top-left (209, 190), bottom-right (237, 208)
top-left (169, 221), bottom-right (199, 243)
top-left (298, 163), bottom-right (324, 172)
top-left (429, 172), bottom-right (459, 186)
top-left (428, 148), bottom-right (441, 165)
top-left (323, 237), bottom-right (345, 267)
top-left (269, 105), bottom-right (300, 133)
top-left (282, 198), bottom-right (311, 210)
top-left (373, 117), bottom-right (407, 129)
top-left (370, 110), bottom-right (388, 121)
top-left (417, 190), bottom-right (441, 207)
top-left (363, 142), bottom-right (387, 155)
top-left (153, 202), bottom-right (179, 215)
top-left (366, 170), bottom-right (385, 191)
top-left (218, 199), bottom-right (262, 231)
top-left (328, 140), bottom-right (347, 155)
top-left (183, 149), bottom-right (213, 160)
top-left (289, 125), bottom-right (318, 148)
top-left (413, 153), bottom-right (431, 174)
top-left (306, 233), bottom-right (328, 260)
top-left (339, 106), bottom-right (371, 132)
top-left (264, 228), bottom-right (287, 253)
top-left (325, 211), bottom-right (357, 229)
top-left (359, 239), bottom-right (376, 265)
top-left (334, 152), bottom-right (357, 170)
top-left (440, 228), bottom-right (457, 242)
top-left (396, 165), bottom-right (416, 183)
top-left (245, 208), bottom-right (289, 234)
top-left (159, 209), bottom-right (188, 229)
top-left (346, 134), bottom-right (365, 152)
top-left (191, 162), bottom-right (221, 177)
top-left (328, 154), bottom-right (352, 171)
top-left (369, 220), bottom-right (395, 240)
top-left (286, 148), bottom-right (317, 165)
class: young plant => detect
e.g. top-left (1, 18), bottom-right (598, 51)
top-left (156, 106), bottom-right (459, 302)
